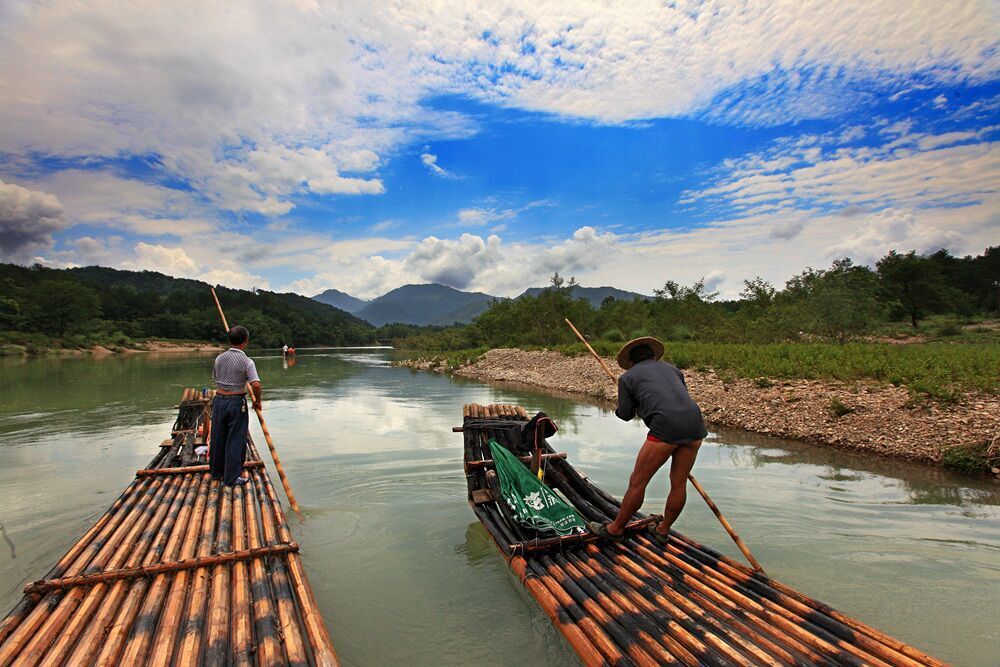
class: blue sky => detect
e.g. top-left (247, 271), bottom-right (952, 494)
top-left (1, 2), bottom-right (997, 298)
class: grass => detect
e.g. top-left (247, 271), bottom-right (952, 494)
top-left (403, 339), bottom-right (998, 400)
top-left (557, 340), bottom-right (998, 400)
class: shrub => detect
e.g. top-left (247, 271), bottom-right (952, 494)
top-left (934, 322), bottom-right (963, 337)
top-left (829, 398), bottom-right (853, 417)
top-left (602, 328), bottom-right (625, 342)
top-left (753, 377), bottom-right (774, 388)
top-left (942, 441), bottom-right (994, 475)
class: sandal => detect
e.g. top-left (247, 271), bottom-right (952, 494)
top-left (588, 521), bottom-right (625, 542)
top-left (647, 525), bottom-right (670, 545)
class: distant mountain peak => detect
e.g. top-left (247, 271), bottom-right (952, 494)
top-left (312, 288), bottom-right (367, 314)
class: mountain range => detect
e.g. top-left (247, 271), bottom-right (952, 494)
top-left (311, 283), bottom-right (648, 327)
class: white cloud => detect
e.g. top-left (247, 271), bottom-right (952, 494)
top-left (457, 207), bottom-right (517, 226)
top-left (702, 270), bottom-right (727, 293)
top-left (933, 94), bottom-right (948, 109)
top-left (420, 152), bottom-right (458, 179)
top-left (0, 179), bottom-right (65, 260)
top-left (404, 233), bottom-right (503, 288)
top-left (1, 0), bottom-right (996, 228)
top-left (684, 127), bottom-right (1000, 214)
top-left (828, 208), bottom-right (960, 266)
top-left (123, 242), bottom-right (198, 277)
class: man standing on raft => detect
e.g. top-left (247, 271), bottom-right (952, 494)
top-left (589, 336), bottom-right (708, 543)
top-left (211, 325), bottom-right (262, 487)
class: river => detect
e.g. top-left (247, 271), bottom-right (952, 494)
top-left (1, 350), bottom-right (997, 665)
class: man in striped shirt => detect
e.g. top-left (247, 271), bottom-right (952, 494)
top-left (210, 325), bottom-right (262, 486)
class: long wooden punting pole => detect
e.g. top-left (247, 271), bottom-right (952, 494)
top-left (565, 318), bottom-right (766, 574)
top-left (211, 286), bottom-right (304, 520)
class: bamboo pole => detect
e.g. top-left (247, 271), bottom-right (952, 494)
top-left (25, 543), bottom-right (299, 594)
top-left (211, 286), bottom-right (304, 520)
top-left (564, 318), bottom-right (766, 574)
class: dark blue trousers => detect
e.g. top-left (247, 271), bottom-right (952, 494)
top-left (210, 395), bottom-right (249, 485)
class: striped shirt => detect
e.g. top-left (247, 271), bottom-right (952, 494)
top-left (213, 348), bottom-right (261, 392)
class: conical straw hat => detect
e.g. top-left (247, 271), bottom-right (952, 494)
top-left (616, 336), bottom-right (665, 370)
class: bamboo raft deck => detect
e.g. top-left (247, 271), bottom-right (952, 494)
top-left (0, 388), bottom-right (337, 666)
top-left (462, 403), bottom-right (946, 667)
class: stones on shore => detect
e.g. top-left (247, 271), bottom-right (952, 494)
top-left (430, 348), bottom-right (1000, 467)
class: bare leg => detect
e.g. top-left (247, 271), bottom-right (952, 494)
top-left (655, 440), bottom-right (702, 536)
top-left (607, 438), bottom-right (677, 535)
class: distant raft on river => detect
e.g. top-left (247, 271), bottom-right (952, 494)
top-left (0, 388), bottom-right (338, 666)
top-left (460, 403), bottom-right (946, 667)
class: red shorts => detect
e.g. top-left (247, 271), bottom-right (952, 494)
top-left (646, 433), bottom-right (663, 443)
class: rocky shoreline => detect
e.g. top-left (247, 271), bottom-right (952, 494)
top-left (403, 348), bottom-right (999, 471)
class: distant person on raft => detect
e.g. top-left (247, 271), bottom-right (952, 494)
top-left (589, 336), bottom-right (708, 544)
top-left (211, 325), bottom-right (262, 487)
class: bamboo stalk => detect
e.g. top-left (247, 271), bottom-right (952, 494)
top-left (74, 474), bottom-right (197, 666)
top-left (0, 477), bottom-right (141, 647)
top-left (583, 545), bottom-right (790, 667)
top-left (204, 486), bottom-right (233, 664)
top-left (507, 557), bottom-right (606, 667)
top-left (37, 476), bottom-right (184, 665)
top-left (0, 478), bottom-right (160, 664)
top-left (551, 553), bottom-right (693, 666)
top-left (243, 477), bottom-right (282, 666)
top-left (253, 469), bottom-right (309, 665)
top-left (564, 319), bottom-right (766, 574)
top-left (144, 475), bottom-right (213, 665)
top-left (254, 466), bottom-right (339, 665)
top-left (174, 477), bottom-right (222, 665)
top-left (230, 485), bottom-right (254, 667)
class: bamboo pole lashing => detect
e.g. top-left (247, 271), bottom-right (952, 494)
top-left (23, 543), bottom-right (300, 595)
top-left (135, 460), bottom-right (264, 476)
top-left (465, 452), bottom-right (567, 471)
top-left (509, 515), bottom-right (661, 555)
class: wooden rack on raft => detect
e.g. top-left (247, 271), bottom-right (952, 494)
top-left (462, 403), bottom-right (947, 667)
top-left (0, 388), bottom-right (338, 666)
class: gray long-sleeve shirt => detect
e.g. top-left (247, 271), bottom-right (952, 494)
top-left (615, 359), bottom-right (708, 444)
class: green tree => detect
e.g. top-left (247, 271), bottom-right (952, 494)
top-left (29, 281), bottom-right (102, 336)
top-left (876, 251), bottom-right (945, 328)
top-left (805, 259), bottom-right (884, 342)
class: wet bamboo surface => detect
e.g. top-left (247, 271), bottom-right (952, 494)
top-left (0, 388), bottom-right (338, 666)
top-left (463, 403), bottom-right (947, 667)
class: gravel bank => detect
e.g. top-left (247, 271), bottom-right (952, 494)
top-left (407, 348), bottom-right (999, 466)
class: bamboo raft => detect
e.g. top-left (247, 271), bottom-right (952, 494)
top-left (0, 388), bottom-right (338, 666)
top-left (461, 403), bottom-right (946, 667)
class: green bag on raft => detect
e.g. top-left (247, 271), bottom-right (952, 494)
top-left (488, 439), bottom-right (587, 536)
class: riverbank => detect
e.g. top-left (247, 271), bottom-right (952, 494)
top-left (0, 337), bottom-right (223, 356)
top-left (403, 348), bottom-right (1000, 473)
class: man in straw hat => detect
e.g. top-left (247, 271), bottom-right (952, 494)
top-left (589, 336), bottom-right (708, 544)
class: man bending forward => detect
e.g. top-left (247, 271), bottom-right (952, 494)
top-left (589, 337), bottom-right (707, 543)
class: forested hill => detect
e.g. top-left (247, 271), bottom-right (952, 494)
top-left (0, 264), bottom-right (375, 348)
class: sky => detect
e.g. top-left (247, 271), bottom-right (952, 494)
top-left (0, 1), bottom-right (997, 299)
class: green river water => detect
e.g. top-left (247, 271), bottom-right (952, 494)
top-left (0, 350), bottom-right (997, 665)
